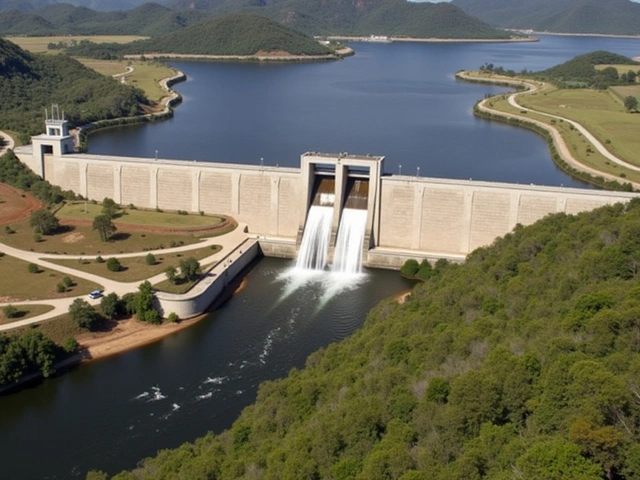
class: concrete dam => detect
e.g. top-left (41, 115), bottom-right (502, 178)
top-left (15, 116), bottom-right (639, 269)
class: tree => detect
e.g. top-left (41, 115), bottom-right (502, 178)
top-left (515, 439), bottom-right (602, 480)
top-left (68, 298), bottom-right (102, 331)
top-left (93, 214), bottom-right (116, 242)
top-left (29, 208), bottom-right (59, 235)
top-left (27, 263), bottom-right (39, 274)
top-left (102, 197), bottom-right (119, 219)
top-left (100, 293), bottom-right (123, 319)
top-left (145, 253), bottom-right (156, 265)
top-left (179, 257), bottom-right (201, 281)
top-left (165, 265), bottom-right (178, 284)
top-left (400, 259), bottom-right (419, 278)
top-left (135, 281), bottom-right (157, 322)
top-left (624, 95), bottom-right (638, 112)
top-left (106, 257), bottom-right (122, 272)
top-left (62, 276), bottom-right (73, 288)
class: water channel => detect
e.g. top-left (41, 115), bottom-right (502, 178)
top-left (3, 34), bottom-right (640, 479)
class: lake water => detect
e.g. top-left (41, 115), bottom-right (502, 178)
top-left (3, 34), bottom-right (640, 479)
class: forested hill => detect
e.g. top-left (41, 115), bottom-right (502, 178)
top-left (0, 0), bottom-right (512, 38)
top-left (0, 38), bottom-right (149, 137)
top-left (94, 201), bottom-right (640, 479)
top-left (452, 0), bottom-right (640, 35)
top-left (124, 14), bottom-right (332, 56)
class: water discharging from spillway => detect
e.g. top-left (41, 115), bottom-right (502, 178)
top-left (332, 208), bottom-right (367, 274)
top-left (295, 205), bottom-right (333, 271)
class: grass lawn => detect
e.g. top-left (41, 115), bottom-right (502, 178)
top-left (486, 92), bottom-right (640, 184)
top-left (0, 305), bottom-right (55, 325)
top-left (5, 35), bottom-right (147, 54)
top-left (153, 276), bottom-right (200, 295)
top-left (76, 59), bottom-right (177, 102)
top-left (0, 254), bottom-right (102, 301)
top-left (0, 217), bottom-right (222, 256)
top-left (611, 84), bottom-right (640, 103)
top-left (49, 245), bottom-right (221, 282)
top-left (516, 87), bottom-right (640, 169)
top-left (57, 202), bottom-right (226, 229)
top-left (595, 64), bottom-right (640, 75)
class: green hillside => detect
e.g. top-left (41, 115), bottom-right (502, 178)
top-left (452, 0), bottom-right (640, 35)
top-left (91, 199), bottom-right (640, 479)
top-left (0, 37), bottom-right (149, 137)
top-left (0, 0), bottom-right (513, 39)
top-left (125, 13), bottom-right (333, 56)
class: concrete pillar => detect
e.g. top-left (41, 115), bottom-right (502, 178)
top-left (192, 169), bottom-right (201, 213)
top-left (150, 167), bottom-right (158, 209)
top-left (333, 162), bottom-right (347, 232)
top-left (509, 191), bottom-right (521, 230)
top-left (369, 160), bottom-right (382, 247)
top-left (557, 195), bottom-right (567, 213)
top-left (299, 156), bottom-right (315, 226)
top-left (231, 172), bottom-right (240, 215)
top-left (114, 165), bottom-right (122, 205)
top-left (81, 162), bottom-right (89, 199)
top-left (411, 182), bottom-right (424, 250)
top-left (460, 188), bottom-right (474, 254)
top-left (271, 175), bottom-right (280, 235)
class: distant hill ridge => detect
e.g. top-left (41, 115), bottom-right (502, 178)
top-left (452, 0), bottom-right (640, 35)
top-left (0, 0), bottom-right (512, 39)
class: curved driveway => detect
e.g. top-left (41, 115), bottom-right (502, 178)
top-left (0, 130), bottom-right (15, 155)
top-left (0, 224), bottom-right (250, 331)
top-left (459, 72), bottom-right (640, 190)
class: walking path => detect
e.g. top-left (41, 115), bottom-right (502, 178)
top-left (458, 72), bottom-right (640, 190)
top-left (0, 223), bottom-right (250, 331)
top-left (0, 130), bottom-right (15, 155)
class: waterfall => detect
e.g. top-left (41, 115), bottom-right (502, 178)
top-left (295, 206), bottom-right (333, 271)
top-left (332, 208), bottom-right (367, 274)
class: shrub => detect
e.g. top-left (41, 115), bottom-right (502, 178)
top-left (95, 256), bottom-right (105, 263)
top-left (106, 257), bottom-right (122, 272)
top-left (62, 337), bottom-right (79, 354)
top-left (62, 276), bottom-right (73, 288)
top-left (56, 283), bottom-right (66, 293)
top-left (167, 312), bottom-right (179, 323)
top-left (2, 305), bottom-right (18, 319)
top-left (145, 253), bottom-right (156, 266)
top-left (28, 263), bottom-right (39, 274)
top-left (400, 259), bottom-right (419, 278)
top-left (4, 225), bottom-right (14, 234)
top-left (33, 232), bottom-right (42, 243)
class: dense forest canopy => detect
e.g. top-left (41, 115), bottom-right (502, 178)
top-left (88, 197), bottom-right (640, 479)
top-left (0, 0), bottom-right (512, 38)
top-left (0, 38), bottom-right (149, 137)
top-left (74, 14), bottom-right (334, 57)
top-left (452, 0), bottom-right (640, 35)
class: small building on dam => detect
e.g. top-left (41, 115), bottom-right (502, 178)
top-left (14, 114), bottom-right (639, 270)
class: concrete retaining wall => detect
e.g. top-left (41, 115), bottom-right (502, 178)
top-left (155, 239), bottom-right (259, 319)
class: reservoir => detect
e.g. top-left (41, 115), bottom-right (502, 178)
top-left (3, 35), bottom-right (640, 479)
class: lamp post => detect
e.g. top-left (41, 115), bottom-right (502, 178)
top-left (416, 166), bottom-right (420, 177)
top-left (155, 150), bottom-right (158, 161)
top-left (260, 157), bottom-right (264, 169)
top-left (399, 164), bottom-right (402, 176)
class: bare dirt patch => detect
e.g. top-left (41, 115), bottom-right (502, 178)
top-left (0, 183), bottom-right (43, 226)
top-left (62, 232), bottom-right (85, 244)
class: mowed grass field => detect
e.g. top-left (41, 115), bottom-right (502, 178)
top-left (49, 245), bottom-right (221, 282)
top-left (515, 86), bottom-right (640, 169)
top-left (58, 203), bottom-right (226, 228)
top-left (0, 254), bottom-right (102, 301)
top-left (5, 35), bottom-right (147, 53)
top-left (77, 59), bottom-right (177, 102)
top-left (0, 305), bottom-right (54, 325)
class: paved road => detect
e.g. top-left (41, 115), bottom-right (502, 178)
top-left (458, 72), bottom-right (640, 190)
top-left (0, 224), bottom-right (250, 331)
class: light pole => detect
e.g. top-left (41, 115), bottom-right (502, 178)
top-left (260, 157), bottom-right (264, 169)
top-left (399, 164), bottom-right (402, 176)
top-left (155, 149), bottom-right (158, 161)
top-left (416, 166), bottom-right (420, 177)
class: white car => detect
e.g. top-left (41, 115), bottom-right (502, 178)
top-left (88, 290), bottom-right (103, 300)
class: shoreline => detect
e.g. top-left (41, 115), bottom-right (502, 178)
top-left (327, 35), bottom-right (537, 44)
top-left (124, 47), bottom-right (353, 63)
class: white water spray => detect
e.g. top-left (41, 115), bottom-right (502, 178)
top-left (295, 206), bottom-right (333, 271)
top-left (332, 208), bottom-right (367, 274)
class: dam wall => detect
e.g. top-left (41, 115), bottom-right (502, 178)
top-left (13, 147), bottom-right (639, 268)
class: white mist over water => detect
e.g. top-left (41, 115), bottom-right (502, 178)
top-left (295, 206), bottom-right (333, 271)
top-left (332, 208), bottom-right (367, 275)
